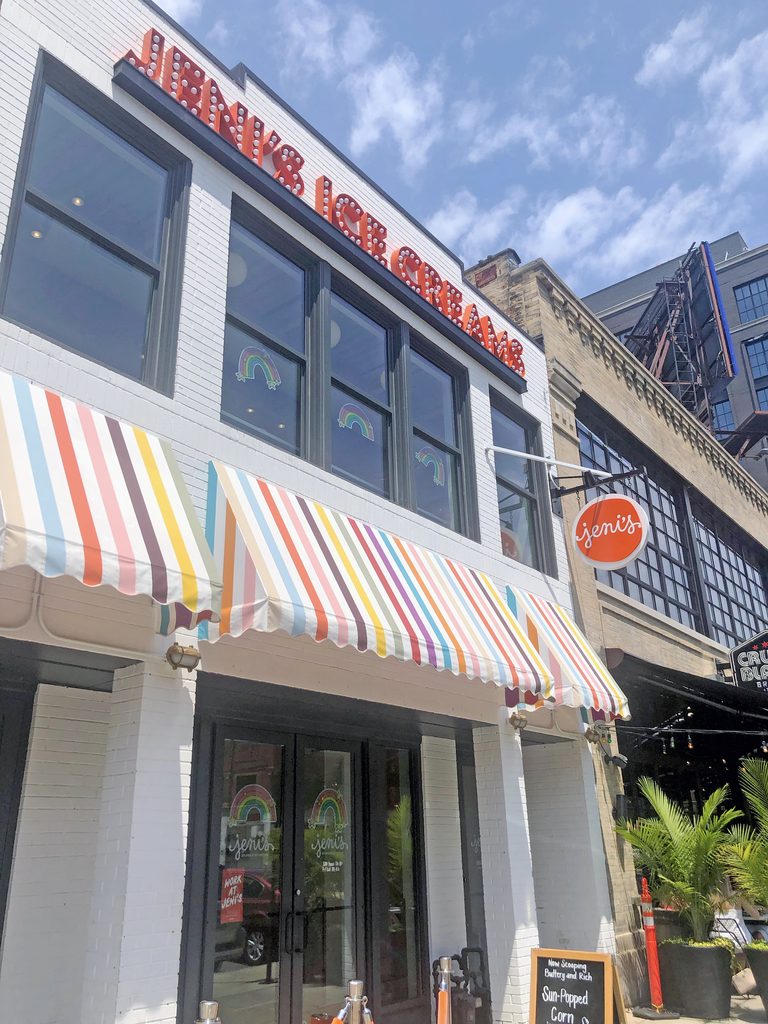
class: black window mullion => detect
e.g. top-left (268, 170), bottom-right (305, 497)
top-left (392, 323), bottom-right (412, 509)
top-left (308, 261), bottom-right (331, 467)
top-left (330, 378), bottom-right (392, 418)
top-left (24, 188), bottom-right (162, 274)
top-left (226, 312), bottom-right (308, 368)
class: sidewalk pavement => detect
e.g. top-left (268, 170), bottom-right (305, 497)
top-left (630, 994), bottom-right (764, 1024)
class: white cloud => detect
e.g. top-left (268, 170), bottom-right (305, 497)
top-left (158, 0), bottom-right (201, 23)
top-left (345, 51), bottom-right (444, 175)
top-left (636, 11), bottom-right (713, 87)
top-left (568, 95), bottom-right (644, 175)
top-left (275, 0), bottom-right (378, 79)
top-left (425, 188), bottom-right (525, 263)
top-left (207, 19), bottom-right (230, 46)
top-left (522, 186), bottom-right (641, 267)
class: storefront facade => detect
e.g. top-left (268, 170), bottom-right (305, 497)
top-left (468, 251), bottom-right (768, 1003)
top-left (0, 5), bottom-right (628, 1023)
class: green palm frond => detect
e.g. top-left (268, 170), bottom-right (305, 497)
top-left (616, 777), bottom-right (741, 941)
top-left (740, 759), bottom-right (768, 835)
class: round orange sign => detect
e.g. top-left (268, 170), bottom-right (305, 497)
top-left (572, 493), bottom-right (649, 570)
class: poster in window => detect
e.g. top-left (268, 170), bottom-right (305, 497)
top-left (220, 867), bottom-right (245, 924)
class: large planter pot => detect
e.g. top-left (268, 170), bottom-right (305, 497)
top-left (658, 943), bottom-right (731, 1019)
top-left (652, 909), bottom-right (686, 944)
top-left (746, 947), bottom-right (768, 1015)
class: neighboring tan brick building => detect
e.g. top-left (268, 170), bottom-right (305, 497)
top-left (468, 250), bottom-right (768, 1003)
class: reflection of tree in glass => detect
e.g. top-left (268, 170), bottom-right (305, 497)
top-left (386, 796), bottom-right (412, 933)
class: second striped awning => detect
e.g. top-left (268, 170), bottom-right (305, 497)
top-left (506, 586), bottom-right (630, 720)
top-left (199, 461), bottom-right (553, 693)
top-left (0, 371), bottom-right (221, 624)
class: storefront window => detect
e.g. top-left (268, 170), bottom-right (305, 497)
top-left (379, 749), bottom-right (419, 1006)
top-left (410, 350), bottom-right (463, 530)
top-left (491, 400), bottom-right (545, 571)
top-left (1, 83), bottom-right (185, 389)
top-left (221, 226), bottom-right (306, 454)
top-left (330, 294), bottom-right (391, 496)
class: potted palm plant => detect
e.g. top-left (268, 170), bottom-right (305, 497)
top-left (616, 778), bottom-right (741, 1019)
top-left (725, 758), bottom-right (768, 1014)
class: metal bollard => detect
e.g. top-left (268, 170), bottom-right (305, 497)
top-left (331, 979), bottom-right (373, 1024)
top-left (196, 1001), bottom-right (222, 1024)
top-left (437, 956), bottom-right (452, 1024)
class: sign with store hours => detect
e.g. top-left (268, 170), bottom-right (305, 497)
top-left (530, 949), bottom-right (622, 1024)
top-left (573, 494), bottom-right (649, 570)
top-left (730, 630), bottom-right (768, 692)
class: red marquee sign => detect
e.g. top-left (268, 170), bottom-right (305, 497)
top-left (121, 29), bottom-right (525, 378)
top-left (573, 494), bottom-right (649, 570)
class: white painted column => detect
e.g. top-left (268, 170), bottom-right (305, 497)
top-left (421, 736), bottom-right (468, 965)
top-left (81, 660), bottom-right (197, 1024)
top-left (473, 710), bottom-right (539, 1024)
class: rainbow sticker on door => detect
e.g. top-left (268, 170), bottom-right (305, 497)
top-left (309, 788), bottom-right (348, 829)
top-left (230, 783), bottom-right (278, 824)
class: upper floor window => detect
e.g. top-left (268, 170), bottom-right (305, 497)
top-left (491, 397), bottom-right (550, 572)
top-left (711, 399), bottom-right (735, 434)
top-left (734, 276), bottom-right (768, 324)
top-left (747, 338), bottom-right (768, 411)
top-left (221, 211), bottom-right (479, 537)
top-left (0, 67), bottom-right (188, 391)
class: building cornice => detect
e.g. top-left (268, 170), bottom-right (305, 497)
top-left (531, 265), bottom-right (768, 518)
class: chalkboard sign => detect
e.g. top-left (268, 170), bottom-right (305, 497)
top-left (530, 949), bottom-right (612, 1024)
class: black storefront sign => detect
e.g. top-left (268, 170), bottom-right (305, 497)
top-left (730, 630), bottom-right (768, 693)
top-left (529, 948), bottom-right (615, 1024)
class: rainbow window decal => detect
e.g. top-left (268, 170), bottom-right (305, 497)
top-left (229, 783), bottom-right (278, 824)
top-left (337, 402), bottom-right (375, 442)
top-left (415, 444), bottom-right (445, 486)
top-left (309, 788), bottom-right (348, 829)
top-left (236, 347), bottom-right (282, 391)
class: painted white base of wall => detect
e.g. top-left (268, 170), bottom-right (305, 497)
top-left (0, 685), bottom-right (110, 1024)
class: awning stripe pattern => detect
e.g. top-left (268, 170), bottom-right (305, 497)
top-left (201, 461), bottom-right (554, 691)
top-left (0, 371), bottom-right (220, 620)
top-left (506, 585), bottom-right (630, 720)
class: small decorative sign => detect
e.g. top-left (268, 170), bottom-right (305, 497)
top-left (573, 494), bottom-right (649, 570)
top-left (220, 867), bottom-right (244, 923)
top-left (730, 630), bottom-right (768, 692)
top-left (529, 948), bottom-right (625, 1024)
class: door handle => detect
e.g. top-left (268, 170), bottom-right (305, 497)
top-left (293, 909), bottom-right (307, 953)
top-left (284, 911), bottom-right (294, 955)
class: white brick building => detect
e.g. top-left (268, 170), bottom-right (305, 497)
top-left (0, 2), bottom-right (627, 1022)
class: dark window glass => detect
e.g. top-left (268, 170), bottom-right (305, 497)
top-left (27, 89), bottom-right (167, 262)
top-left (221, 321), bottom-right (302, 453)
top-left (380, 749), bottom-right (419, 1006)
top-left (330, 293), bottom-right (388, 404)
top-left (747, 339), bottom-right (768, 410)
top-left (491, 403), bottom-right (544, 571)
top-left (411, 436), bottom-right (458, 531)
top-left (2, 85), bottom-right (177, 384)
top-left (5, 206), bottom-right (154, 379)
top-left (735, 277), bottom-right (768, 324)
top-left (331, 386), bottom-right (388, 496)
top-left (227, 224), bottom-right (305, 354)
top-left (577, 418), bottom-right (701, 630)
top-left (711, 399), bottom-right (735, 434)
top-left (757, 386), bottom-right (768, 412)
top-left (410, 351), bottom-right (456, 446)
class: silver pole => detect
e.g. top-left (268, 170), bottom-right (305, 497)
top-left (438, 957), bottom-right (453, 1024)
top-left (346, 979), bottom-right (365, 1024)
top-left (196, 1001), bottom-right (221, 1024)
top-left (485, 445), bottom-right (613, 478)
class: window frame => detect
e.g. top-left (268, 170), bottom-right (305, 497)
top-left (222, 201), bottom-right (481, 540)
top-left (490, 389), bottom-right (557, 576)
top-left (734, 276), bottom-right (768, 325)
top-left (746, 337), bottom-right (768, 412)
top-left (0, 52), bottom-right (190, 394)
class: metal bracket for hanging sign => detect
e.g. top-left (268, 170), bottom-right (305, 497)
top-left (484, 445), bottom-right (644, 500)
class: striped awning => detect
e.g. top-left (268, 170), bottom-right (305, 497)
top-left (0, 371), bottom-right (221, 624)
top-left (198, 461), bottom-right (553, 693)
top-left (506, 586), bottom-right (630, 720)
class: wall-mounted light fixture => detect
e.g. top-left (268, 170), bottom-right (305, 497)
top-left (508, 711), bottom-right (528, 731)
top-left (165, 643), bottom-right (201, 671)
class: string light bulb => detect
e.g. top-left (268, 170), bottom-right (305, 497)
top-left (687, 733), bottom-right (694, 750)
top-left (762, 737), bottom-right (768, 754)
top-left (669, 735), bottom-right (675, 750)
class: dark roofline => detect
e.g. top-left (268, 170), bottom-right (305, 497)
top-left (141, 0), bottom-right (461, 268)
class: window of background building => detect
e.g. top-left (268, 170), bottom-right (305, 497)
top-left (491, 399), bottom-right (548, 572)
top-left (746, 338), bottom-right (768, 411)
top-left (734, 277), bottom-right (768, 324)
top-left (220, 212), bottom-right (480, 541)
top-left (711, 399), bottom-right (735, 434)
top-left (0, 71), bottom-right (187, 391)
top-left (577, 418), bottom-right (702, 631)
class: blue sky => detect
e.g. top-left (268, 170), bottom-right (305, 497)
top-left (162, 0), bottom-right (768, 295)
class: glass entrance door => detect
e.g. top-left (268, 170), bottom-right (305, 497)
top-left (210, 732), bottom-right (360, 1024)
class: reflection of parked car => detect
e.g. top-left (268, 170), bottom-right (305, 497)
top-left (215, 872), bottom-right (281, 967)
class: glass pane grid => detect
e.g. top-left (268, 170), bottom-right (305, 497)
top-left (492, 403), bottom-right (543, 571)
top-left (711, 400), bottom-right (735, 433)
top-left (577, 420), bottom-right (701, 630)
top-left (735, 278), bottom-right (768, 324)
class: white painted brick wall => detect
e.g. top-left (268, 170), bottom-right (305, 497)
top-left (522, 739), bottom-right (616, 955)
top-left (0, 0), bottom-right (571, 612)
top-left (420, 736), bottom-right (467, 966)
top-left (81, 662), bottom-right (197, 1024)
top-left (473, 712), bottom-right (539, 1024)
top-left (0, 685), bottom-right (110, 1024)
